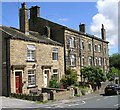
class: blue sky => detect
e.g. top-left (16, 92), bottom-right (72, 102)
top-left (1, 2), bottom-right (118, 55)
top-left (2, 2), bottom-right (97, 32)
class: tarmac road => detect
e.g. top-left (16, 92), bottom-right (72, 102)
top-left (1, 93), bottom-right (120, 109)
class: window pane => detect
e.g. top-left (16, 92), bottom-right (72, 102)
top-left (53, 69), bottom-right (58, 80)
top-left (69, 37), bottom-right (75, 48)
top-left (88, 56), bottom-right (92, 66)
top-left (28, 70), bottom-right (36, 86)
top-left (81, 41), bottom-right (84, 50)
top-left (70, 55), bottom-right (76, 66)
top-left (27, 45), bottom-right (36, 61)
top-left (81, 56), bottom-right (84, 66)
top-left (98, 45), bottom-right (101, 52)
top-left (94, 45), bottom-right (97, 51)
top-left (88, 42), bottom-right (91, 51)
top-left (52, 48), bottom-right (58, 61)
top-left (94, 57), bottom-right (97, 66)
top-left (99, 57), bottom-right (102, 66)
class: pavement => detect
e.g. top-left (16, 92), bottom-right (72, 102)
top-left (1, 93), bottom-right (119, 109)
top-left (1, 93), bottom-right (98, 108)
top-left (1, 96), bottom-right (43, 108)
top-left (2, 81), bottom-right (118, 109)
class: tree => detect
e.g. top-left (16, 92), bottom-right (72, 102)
top-left (109, 53), bottom-right (120, 70)
top-left (80, 66), bottom-right (106, 84)
top-left (108, 53), bottom-right (120, 82)
top-left (106, 67), bottom-right (119, 81)
top-left (60, 69), bottom-right (78, 88)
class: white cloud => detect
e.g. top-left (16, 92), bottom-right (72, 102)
top-left (58, 18), bottom-right (68, 21)
top-left (90, 0), bottom-right (119, 49)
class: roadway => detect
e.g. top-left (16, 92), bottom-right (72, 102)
top-left (43, 93), bottom-right (120, 109)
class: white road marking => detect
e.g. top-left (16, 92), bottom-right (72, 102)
top-left (51, 104), bottom-right (58, 106)
top-left (56, 106), bottom-right (64, 108)
top-left (81, 101), bottom-right (86, 104)
top-left (114, 104), bottom-right (119, 107)
top-left (104, 97), bottom-right (109, 99)
top-left (68, 104), bottom-right (79, 107)
top-left (68, 100), bottom-right (86, 107)
top-left (82, 96), bottom-right (97, 101)
top-left (110, 96), bottom-right (114, 97)
top-left (45, 106), bottom-right (52, 108)
top-left (97, 99), bottom-right (100, 101)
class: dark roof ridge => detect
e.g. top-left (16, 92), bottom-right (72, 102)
top-left (36, 17), bottom-right (109, 43)
top-left (1, 25), bottom-right (63, 46)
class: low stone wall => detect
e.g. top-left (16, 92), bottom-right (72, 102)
top-left (42, 88), bottom-right (66, 93)
top-left (50, 88), bottom-right (74, 101)
top-left (10, 93), bottom-right (48, 102)
top-left (41, 86), bottom-right (93, 101)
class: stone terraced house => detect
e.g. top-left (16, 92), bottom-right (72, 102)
top-left (1, 3), bottom-right (64, 96)
top-left (28, 4), bottom-right (109, 81)
top-left (1, 3), bottom-right (109, 96)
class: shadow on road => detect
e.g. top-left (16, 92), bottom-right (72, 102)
top-left (100, 93), bottom-right (119, 96)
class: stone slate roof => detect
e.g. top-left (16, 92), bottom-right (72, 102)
top-left (65, 27), bottom-right (109, 43)
top-left (39, 17), bottom-right (109, 43)
top-left (0, 25), bottom-right (62, 46)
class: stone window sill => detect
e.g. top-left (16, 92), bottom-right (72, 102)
top-left (27, 85), bottom-right (38, 89)
top-left (26, 60), bottom-right (37, 62)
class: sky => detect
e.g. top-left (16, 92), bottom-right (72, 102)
top-left (1, 0), bottom-right (119, 55)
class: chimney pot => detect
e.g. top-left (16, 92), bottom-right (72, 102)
top-left (79, 23), bottom-right (86, 33)
top-left (30, 6), bottom-right (40, 19)
top-left (101, 24), bottom-right (106, 40)
top-left (22, 2), bottom-right (26, 8)
top-left (19, 2), bottom-right (29, 35)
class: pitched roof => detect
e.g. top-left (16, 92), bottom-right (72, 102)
top-left (39, 17), bottom-right (109, 43)
top-left (0, 25), bottom-right (63, 46)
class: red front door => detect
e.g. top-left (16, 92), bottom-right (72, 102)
top-left (15, 72), bottom-right (22, 94)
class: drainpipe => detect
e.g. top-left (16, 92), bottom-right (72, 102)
top-left (63, 33), bottom-right (66, 75)
top-left (79, 36), bottom-right (82, 82)
top-left (92, 37), bottom-right (94, 67)
top-left (6, 38), bottom-right (10, 97)
top-left (0, 31), bottom-right (2, 96)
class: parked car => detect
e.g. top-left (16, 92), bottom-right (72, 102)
top-left (104, 83), bottom-right (120, 95)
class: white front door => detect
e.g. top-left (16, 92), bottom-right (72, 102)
top-left (44, 70), bottom-right (49, 87)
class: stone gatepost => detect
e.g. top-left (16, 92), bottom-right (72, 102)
top-left (74, 87), bottom-right (82, 96)
top-left (40, 93), bottom-right (48, 102)
top-left (69, 87), bottom-right (74, 97)
top-left (50, 90), bottom-right (56, 100)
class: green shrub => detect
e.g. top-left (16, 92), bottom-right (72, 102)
top-left (60, 69), bottom-right (78, 88)
top-left (80, 87), bottom-right (89, 95)
top-left (73, 82), bottom-right (80, 87)
top-left (49, 75), bottom-right (60, 88)
top-left (75, 94), bottom-right (81, 97)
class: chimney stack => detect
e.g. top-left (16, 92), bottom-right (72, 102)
top-left (30, 6), bottom-right (40, 19)
top-left (101, 24), bottom-right (106, 40)
top-left (79, 23), bottom-right (86, 33)
top-left (19, 2), bottom-right (29, 35)
top-left (44, 26), bottom-right (51, 38)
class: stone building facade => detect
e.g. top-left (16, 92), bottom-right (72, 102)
top-left (1, 2), bottom-right (109, 96)
top-left (10, 39), bottom-right (64, 94)
top-left (29, 4), bottom-right (109, 81)
top-left (1, 3), bottom-right (64, 96)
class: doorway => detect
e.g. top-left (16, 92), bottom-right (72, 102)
top-left (44, 70), bottom-right (49, 87)
top-left (15, 71), bottom-right (22, 93)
